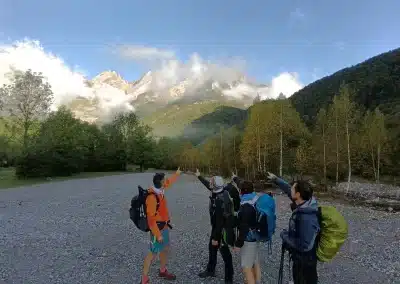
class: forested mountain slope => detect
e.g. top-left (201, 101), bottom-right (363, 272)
top-left (289, 48), bottom-right (400, 126)
top-left (181, 106), bottom-right (247, 144)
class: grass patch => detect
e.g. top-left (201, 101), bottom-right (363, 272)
top-left (0, 167), bottom-right (129, 189)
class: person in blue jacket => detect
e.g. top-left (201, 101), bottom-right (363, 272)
top-left (234, 181), bottom-right (262, 284)
top-left (267, 172), bottom-right (320, 284)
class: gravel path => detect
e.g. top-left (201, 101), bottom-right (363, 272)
top-left (0, 173), bottom-right (399, 284)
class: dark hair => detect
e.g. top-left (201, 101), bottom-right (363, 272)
top-left (292, 180), bottom-right (313, 200)
top-left (153, 173), bottom-right (165, 188)
top-left (241, 181), bottom-right (254, 195)
top-left (253, 181), bottom-right (264, 193)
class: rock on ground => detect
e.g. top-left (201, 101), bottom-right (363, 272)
top-left (0, 174), bottom-right (399, 284)
top-left (336, 182), bottom-right (400, 201)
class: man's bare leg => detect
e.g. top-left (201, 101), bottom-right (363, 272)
top-left (142, 252), bottom-right (154, 283)
top-left (253, 262), bottom-right (261, 283)
top-left (159, 245), bottom-right (169, 270)
top-left (243, 267), bottom-right (256, 284)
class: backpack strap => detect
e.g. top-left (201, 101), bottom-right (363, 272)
top-left (317, 206), bottom-right (322, 220)
top-left (155, 194), bottom-right (160, 212)
top-left (147, 192), bottom-right (161, 214)
top-left (151, 192), bottom-right (161, 213)
top-left (231, 180), bottom-right (241, 196)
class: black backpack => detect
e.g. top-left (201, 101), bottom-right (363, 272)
top-left (211, 190), bottom-right (236, 246)
top-left (129, 186), bottom-right (160, 232)
top-left (226, 181), bottom-right (241, 213)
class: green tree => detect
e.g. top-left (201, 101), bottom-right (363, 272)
top-left (295, 139), bottom-right (315, 177)
top-left (313, 108), bottom-right (328, 185)
top-left (241, 99), bottom-right (308, 179)
top-left (1, 69), bottom-right (53, 149)
top-left (333, 85), bottom-right (359, 190)
top-left (16, 107), bottom-right (85, 177)
top-left (361, 108), bottom-right (388, 182)
top-left (130, 123), bottom-right (155, 171)
top-left (109, 112), bottom-right (139, 166)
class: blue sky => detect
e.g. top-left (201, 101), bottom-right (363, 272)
top-left (1, 0), bottom-right (399, 84)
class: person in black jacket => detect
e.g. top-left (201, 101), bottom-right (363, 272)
top-left (195, 169), bottom-right (234, 284)
top-left (224, 173), bottom-right (242, 214)
top-left (234, 181), bottom-right (262, 284)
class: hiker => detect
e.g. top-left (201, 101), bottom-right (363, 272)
top-left (234, 180), bottom-right (262, 284)
top-left (221, 172), bottom-right (242, 241)
top-left (224, 172), bottom-right (242, 216)
top-left (141, 168), bottom-right (181, 284)
top-left (195, 169), bottom-right (235, 284)
top-left (267, 172), bottom-right (320, 284)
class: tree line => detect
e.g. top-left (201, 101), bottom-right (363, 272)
top-left (176, 86), bottom-right (392, 187)
top-left (0, 69), bottom-right (393, 186)
top-left (0, 69), bottom-right (183, 178)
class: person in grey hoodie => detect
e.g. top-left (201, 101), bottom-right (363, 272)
top-left (267, 172), bottom-right (320, 284)
top-left (196, 169), bottom-right (234, 284)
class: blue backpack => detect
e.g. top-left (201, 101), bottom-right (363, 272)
top-left (248, 193), bottom-right (276, 244)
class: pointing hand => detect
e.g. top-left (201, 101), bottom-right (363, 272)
top-left (266, 172), bottom-right (277, 181)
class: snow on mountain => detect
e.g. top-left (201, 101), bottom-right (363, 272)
top-left (1, 39), bottom-right (303, 124)
top-left (129, 71), bottom-right (153, 100)
top-left (89, 69), bottom-right (269, 105)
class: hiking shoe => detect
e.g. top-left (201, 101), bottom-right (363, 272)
top-left (198, 270), bottom-right (216, 278)
top-left (159, 269), bottom-right (176, 280)
top-left (141, 275), bottom-right (150, 284)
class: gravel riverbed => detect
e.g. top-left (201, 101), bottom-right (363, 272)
top-left (0, 173), bottom-right (399, 284)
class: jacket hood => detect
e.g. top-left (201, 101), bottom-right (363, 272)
top-left (296, 196), bottom-right (318, 213)
top-left (211, 176), bottom-right (224, 192)
top-left (149, 186), bottom-right (164, 196)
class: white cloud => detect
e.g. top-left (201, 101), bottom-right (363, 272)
top-left (269, 72), bottom-right (303, 98)
top-left (152, 52), bottom-right (247, 89)
top-left (118, 45), bottom-right (303, 99)
top-left (0, 38), bottom-right (304, 120)
top-left (0, 39), bottom-right (133, 117)
top-left (223, 72), bottom-right (303, 100)
top-left (118, 45), bottom-right (175, 61)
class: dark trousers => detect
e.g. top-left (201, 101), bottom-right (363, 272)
top-left (206, 236), bottom-right (234, 281)
top-left (292, 258), bottom-right (318, 284)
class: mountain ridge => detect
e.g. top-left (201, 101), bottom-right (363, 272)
top-left (68, 68), bottom-right (276, 125)
top-left (180, 47), bottom-right (400, 147)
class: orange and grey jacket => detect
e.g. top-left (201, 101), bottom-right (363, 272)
top-left (145, 172), bottom-right (179, 239)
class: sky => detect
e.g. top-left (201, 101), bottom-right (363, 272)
top-left (0, 0), bottom-right (399, 107)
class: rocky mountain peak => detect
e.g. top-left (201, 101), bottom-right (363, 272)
top-left (91, 70), bottom-right (132, 93)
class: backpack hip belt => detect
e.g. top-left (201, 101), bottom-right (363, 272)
top-left (156, 220), bottom-right (173, 230)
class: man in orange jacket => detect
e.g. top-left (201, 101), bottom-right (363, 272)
top-left (141, 167), bottom-right (181, 284)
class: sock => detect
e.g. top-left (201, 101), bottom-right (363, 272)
top-left (160, 266), bottom-right (167, 273)
top-left (141, 274), bottom-right (149, 283)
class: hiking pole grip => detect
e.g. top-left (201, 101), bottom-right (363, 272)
top-left (278, 244), bottom-right (285, 284)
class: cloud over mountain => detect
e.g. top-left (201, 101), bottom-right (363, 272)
top-left (117, 44), bottom-right (303, 99)
top-left (0, 39), bottom-right (134, 116)
top-left (0, 38), bottom-right (304, 121)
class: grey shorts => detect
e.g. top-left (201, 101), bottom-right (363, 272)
top-left (240, 241), bottom-right (260, 268)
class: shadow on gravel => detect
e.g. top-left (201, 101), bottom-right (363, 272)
top-left (0, 173), bottom-right (399, 284)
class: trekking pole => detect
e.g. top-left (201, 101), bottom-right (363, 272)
top-left (278, 244), bottom-right (285, 284)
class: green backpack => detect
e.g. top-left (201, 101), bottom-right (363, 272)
top-left (316, 205), bottom-right (349, 262)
